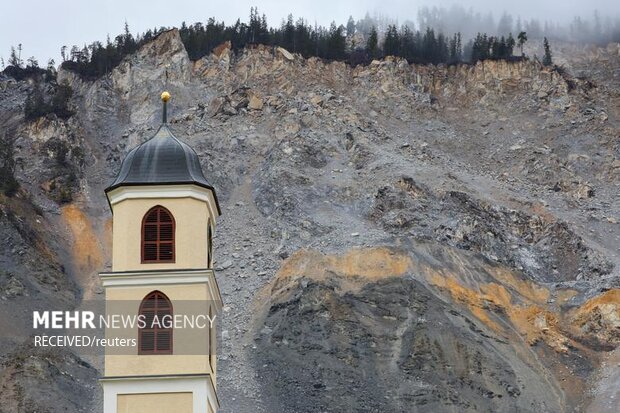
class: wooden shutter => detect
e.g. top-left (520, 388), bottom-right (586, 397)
top-left (141, 206), bottom-right (175, 263)
top-left (138, 291), bottom-right (173, 355)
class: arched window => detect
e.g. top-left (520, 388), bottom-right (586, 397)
top-left (138, 291), bottom-right (173, 354)
top-left (141, 206), bottom-right (175, 263)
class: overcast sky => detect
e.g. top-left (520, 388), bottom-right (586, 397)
top-left (2, 0), bottom-right (619, 65)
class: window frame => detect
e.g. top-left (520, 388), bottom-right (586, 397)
top-left (138, 290), bottom-right (173, 355)
top-left (207, 220), bottom-right (213, 269)
top-left (141, 205), bottom-right (176, 264)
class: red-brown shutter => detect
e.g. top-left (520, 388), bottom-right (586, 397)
top-left (138, 291), bottom-right (173, 355)
top-left (141, 206), bottom-right (175, 263)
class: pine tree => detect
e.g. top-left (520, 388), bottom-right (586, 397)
top-left (346, 16), bottom-right (356, 36)
top-left (8, 46), bottom-right (20, 67)
top-left (45, 59), bottom-right (56, 81)
top-left (400, 25), bottom-right (415, 61)
top-left (249, 7), bottom-right (259, 43)
top-left (282, 14), bottom-right (295, 51)
top-left (448, 33), bottom-right (457, 63)
top-left (517, 31), bottom-right (527, 56)
top-left (367, 26), bottom-right (379, 59)
top-left (383, 25), bottom-right (400, 56)
top-left (295, 17), bottom-right (311, 57)
top-left (80, 46), bottom-right (90, 64)
top-left (422, 28), bottom-right (436, 63)
top-left (70, 45), bottom-right (80, 61)
top-left (497, 36), bottom-right (507, 58)
top-left (436, 33), bottom-right (448, 63)
top-left (506, 33), bottom-right (515, 57)
top-left (327, 23), bottom-right (346, 60)
top-left (26, 56), bottom-right (38, 68)
top-left (122, 21), bottom-right (136, 54)
top-left (542, 37), bottom-right (553, 66)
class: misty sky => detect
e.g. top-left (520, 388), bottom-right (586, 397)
top-left (2, 0), bottom-right (619, 64)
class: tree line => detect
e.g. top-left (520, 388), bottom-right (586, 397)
top-left (2, 8), bottom-right (555, 125)
top-left (0, 45), bottom-right (73, 122)
top-left (2, 7), bottom-right (564, 82)
top-left (179, 9), bottom-right (348, 61)
top-left (57, 22), bottom-right (155, 79)
top-left (363, 26), bottom-right (464, 65)
top-left (35, 8), bottom-right (547, 79)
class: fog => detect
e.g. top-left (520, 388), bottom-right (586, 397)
top-left (1, 0), bottom-right (619, 66)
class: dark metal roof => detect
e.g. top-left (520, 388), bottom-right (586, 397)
top-left (105, 124), bottom-right (220, 214)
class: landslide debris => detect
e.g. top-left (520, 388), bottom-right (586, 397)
top-left (0, 29), bottom-right (618, 413)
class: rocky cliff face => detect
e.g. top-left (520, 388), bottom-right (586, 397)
top-left (0, 29), bottom-right (618, 412)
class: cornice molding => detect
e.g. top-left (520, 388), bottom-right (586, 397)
top-left (100, 269), bottom-right (223, 312)
top-left (106, 184), bottom-right (219, 225)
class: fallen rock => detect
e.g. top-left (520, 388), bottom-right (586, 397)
top-left (208, 96), bottom-right (226, 117)
top-left (248, 95), bottom-right (264, 110)
top-left (574, 183), bottom-right (595, 199)
top-left (276, 47), bottom-right (294, 61)
top-left (310, 95), bottom-right (323, 106)
top-left (1, 276), bottom-right (26, 298)
top-left (217, 260), bottom-right (233, 270)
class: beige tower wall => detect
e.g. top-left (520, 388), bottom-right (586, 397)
top-left (111, 196), bottom-right (212, 272)
top-left (102, 376), bottom-right (218, 413)
top-left (117, 392), bottom-right (193, 413)
top-left (105, 283), bottom-right (217, 380)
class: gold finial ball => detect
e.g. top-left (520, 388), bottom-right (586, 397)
top-left (161, 91), bottom-right (171, 102)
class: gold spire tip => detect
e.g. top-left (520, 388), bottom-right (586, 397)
top-left (161, 91), bottom-right (171, 102)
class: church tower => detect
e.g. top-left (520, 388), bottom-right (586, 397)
top-left (99, 92), bottom-right (222, 413)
